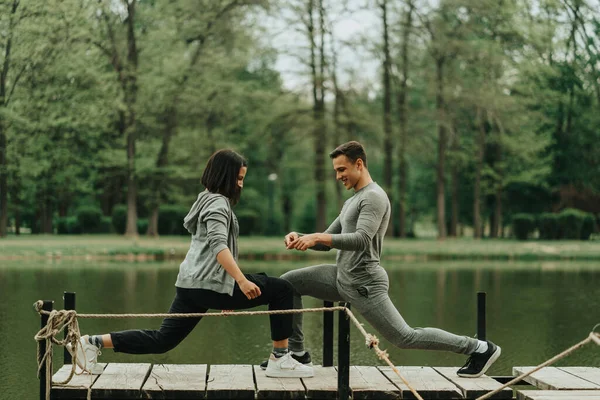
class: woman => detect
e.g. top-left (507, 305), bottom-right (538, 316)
top-left (69, 149), bottom-right (313, 378)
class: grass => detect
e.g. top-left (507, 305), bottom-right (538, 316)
top-left (1, 234), bottom-right (599, 261)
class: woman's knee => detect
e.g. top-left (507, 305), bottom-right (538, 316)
top-left (268, 276), bottom-right (295, 295)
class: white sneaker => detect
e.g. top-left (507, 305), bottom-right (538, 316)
top-left (66, 336), bottom-right (103, 374)
top-left (264, 352), bottom-right (314, 378)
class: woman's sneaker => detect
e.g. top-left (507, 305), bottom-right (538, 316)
top-left (66, 336), bottom-right (103, 374)
top-left (260, 351), bottom-right (312, 370)
top-left (457, 341), bottom-right (501, 378)
top-left (265, 352), bottom-right (314, 378)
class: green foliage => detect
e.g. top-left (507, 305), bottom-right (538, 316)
top-left (76, 206), bottom-right (104, 234)
top-left (56, 217), bottom-right (81, 234)
top-left (558, 208), bottom-right (589, 240)
top-left (137, 218), bottom-right (149, 235)
top-left (237, 210), bottom-right (261, 236)
top-left (512, 213), bottom-right (536, 240)
top-left (581, 214), bottom-right (596, 240)
top-left (112, 205), bottom-right (128, 235)
top-left (158, 205), bottom-right (188, 236)
top-left (538, 213), bottom-right (560, 240)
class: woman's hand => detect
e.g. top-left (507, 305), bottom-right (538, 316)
top-left (238, 278), bottom-right (261, 300)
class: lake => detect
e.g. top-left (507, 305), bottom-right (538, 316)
top-left (1, 259), bottom-right (599, 399)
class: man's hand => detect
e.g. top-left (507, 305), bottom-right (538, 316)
top-left (284, 231), bottom-right (300, 247)
top-left (238, 278), bottom-right (261, 300)
top-left (287, 233), bottom-right (320, 251)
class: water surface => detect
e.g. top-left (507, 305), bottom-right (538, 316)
top-left (1, 259), bottom-right (599, 399)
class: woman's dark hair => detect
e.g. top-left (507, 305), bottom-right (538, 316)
top-left (201, 149), bottom-right (247, 205)
top-left (329, 141), bottom-right (367, 167)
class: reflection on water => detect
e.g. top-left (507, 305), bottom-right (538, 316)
top-left (1, 260), bottom-right (599, 399)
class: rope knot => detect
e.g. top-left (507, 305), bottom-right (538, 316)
top-left (365, 334), bottom-right (379, 349)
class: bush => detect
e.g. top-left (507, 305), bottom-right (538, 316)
top-left (557, 208), bottom-right (586, 239)
top-left (538, 213), bottom-right (560, 240)
top-left (100, 217), bottom-right (113, 233)
top-left (112, 205), bottom-right (127, 234)
top-left (158, 205), bottom-right (189, 235)
top-left (237, 209), bottom-right (261, 236)
top-left (137, 218), bottom-right (149, 235)
top-left (76, 206), bottom-right (104, 234)
top-left (56, 216), bottom-right (82, 234)
top-left (580, 214), bottom-right (596, 240)
top-left (512, 213), bottom-right (536, 240)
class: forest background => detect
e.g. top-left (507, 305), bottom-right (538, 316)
top-left (1, 0), bottom-right (599, 241)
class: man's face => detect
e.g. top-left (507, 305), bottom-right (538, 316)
top-left (333, 155), bottom-right (362, 190)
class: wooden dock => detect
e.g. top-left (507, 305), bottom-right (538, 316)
top-left (50, 364), bottom-right (600, 399)
top-left (51, 363), bottom-right (513, 399)
top-left (513, 366), bottom-right (600, 400)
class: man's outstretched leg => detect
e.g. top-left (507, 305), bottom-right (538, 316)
top-left (344, 267), bottom-right (501, 378)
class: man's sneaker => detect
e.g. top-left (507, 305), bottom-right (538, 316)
top-left (66, 336), bottom-right (103, 374)
top-left (264, 352), bottom-right (314, 378)
top-left (457, 341), bottom-right (501, 378)
top-left (260, 351), bottom-right (312, 370)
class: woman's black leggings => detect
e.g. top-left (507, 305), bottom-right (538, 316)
top-left (110, 273), bottom-right (294, 354)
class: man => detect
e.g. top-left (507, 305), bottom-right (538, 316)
top-left (270, 141), bottom-right (500, 378)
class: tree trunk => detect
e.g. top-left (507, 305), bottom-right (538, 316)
top-left (309, 0), bottom-right (327, 232)
top-left (0, 1), bottom-right (18, 238)
top-left (435, 58), bottom-right (447, 239)
top-left (474, 107), bottom-right (486, 239)
top-left (146, 107), bottom-right (176, 237)
top-left (123, 0), bottom-right (139, 237)
top-left (0, 123), bottom-right (7, 237)
top-left (330, 26), bottom-right (344, 211)
top-left (397, 1), bottom-right (413, 238)
top-left (381, 0), bottom-right (393, 236)
top-left (450, 159), bottom-right (459, 238)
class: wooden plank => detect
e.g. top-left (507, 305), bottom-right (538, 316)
top-left (513, 367), bottom-right (600, 390)
top-left (516, 390), bottom-right (600, 400)
top-left (345, 366), bottom-right (401, 399)
top-left (302, 366), bottom-right (338, 399)
top-left (91, 363), bottom-right (151, 398)
top-left (559, 367), bottom-right (600, 386)
top-left (206, 364), bottom-right (255, 399)
top-left (51, 363), bottom-right (106, 399)
top-left (434, 367), bottom-right (512, 399)
top-left (253, 365), bottom-right (306, 399)
top-left (379, 366), bottom-right (463, 399)
top-left (142, 364), bottom-right (207, 399)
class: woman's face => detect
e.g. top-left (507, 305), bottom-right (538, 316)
top-left (237, 166), bottom-right (247, 189)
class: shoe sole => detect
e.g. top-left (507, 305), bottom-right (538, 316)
top-left (265, 369), bottom-right (314, 378)
top-left (457, 346), bottom-right (501, 378)
top-left (260, 361), bottom-right (312, 371)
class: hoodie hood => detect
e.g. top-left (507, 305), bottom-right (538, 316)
top-left (183, 190), bottom-right (230, 234)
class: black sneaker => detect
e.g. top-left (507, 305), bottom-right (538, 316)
top-left (260, 351), bottom-right (313, 370)
top-left (457, 341), bottom-right (501, 378)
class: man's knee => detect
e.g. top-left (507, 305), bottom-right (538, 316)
top-left (280, 269), bottom-right (301, 285)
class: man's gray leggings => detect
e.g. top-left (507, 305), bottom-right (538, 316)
top-left (280, 264), bottom-right (478, 355)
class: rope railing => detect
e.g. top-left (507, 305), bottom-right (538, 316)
top-left (33, 300), bottom-right (425, 400)
top-left (34, 300), bottom-right (600, 400)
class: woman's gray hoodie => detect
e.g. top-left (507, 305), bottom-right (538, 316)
top-left (175, 190), bottom-right (239, 295)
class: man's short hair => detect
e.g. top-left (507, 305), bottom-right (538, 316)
top-left (329, 141), bottom-right (367, 167)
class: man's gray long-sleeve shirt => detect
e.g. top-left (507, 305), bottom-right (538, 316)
top-left (316, 182), bottom-right (391, 289)
top-left (176, 191), bottom-right (239, 295)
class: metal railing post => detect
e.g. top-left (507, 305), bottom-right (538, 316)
top-left (337, 302), bottom-right (351, 400)
top-left (477, 292), bottom-right (486, 341)
top-left (63, 292), bottom-right (76, 364)
top-left (39, 300), bottom-right (54, 400)
top-left (323, 301), bottom-right (334, 367)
